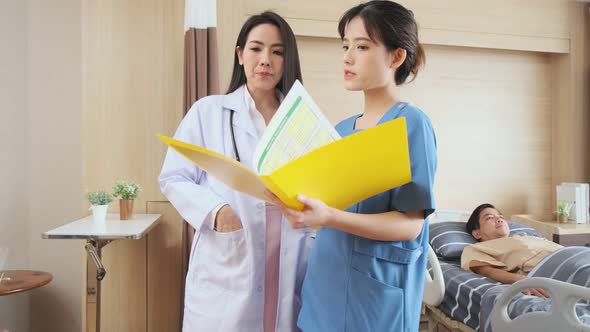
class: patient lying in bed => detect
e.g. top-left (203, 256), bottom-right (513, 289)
top-left (461, 203), bottom-right (562, 297)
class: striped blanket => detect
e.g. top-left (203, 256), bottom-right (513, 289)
top-left (430, 247), bottom-right (590, 331)
top-left (479, 246), bottom-right (590, 332)
top-left (430, 260), bottom-right (500, 330)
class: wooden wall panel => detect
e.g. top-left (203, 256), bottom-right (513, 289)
top-left (244, 0), bottom-right (357, 22)
top-left (551, 2), bottom-right (590, 205)
top-left (82, 0), bottom-right (184, 210)
top-left (245, 0), bottom-right (569, 39)
top-left (99, 239), bottom-right (147, 332)
top-left (243, 0), bottom-right (570, 53)
top-left (396, 0), bottom-right (570, 39)
top-left (217, 0), bottom-right (244, 93)
top-left (401, 46), bottom-right (552, 217)
top-left (82, 0), bottom-right (184, 330)
top-left (146, 202), bottom-right (183, 332)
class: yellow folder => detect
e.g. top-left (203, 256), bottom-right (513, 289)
top-left (158, 117), bottom-right (411, 210)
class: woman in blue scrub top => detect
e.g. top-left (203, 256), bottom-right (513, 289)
top-left (266, 1), bottom-right (436, 331)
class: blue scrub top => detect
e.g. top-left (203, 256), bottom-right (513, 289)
top-left (297, 102), bottom-right (437, 332)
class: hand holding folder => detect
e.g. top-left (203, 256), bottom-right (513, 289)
top-left (158, 81), bottom-right (412, 211)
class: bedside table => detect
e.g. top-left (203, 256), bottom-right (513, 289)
top-left (511, 214), bottom-right (590, 246)
top-left (43, 213), bottom-right (162, 332)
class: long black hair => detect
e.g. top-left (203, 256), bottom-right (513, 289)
top-left (338, 1), bottom-right (425, 85)
top-left (226, 11), bottom-right (302, 95)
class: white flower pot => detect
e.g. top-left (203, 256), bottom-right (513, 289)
top-left (91, 204), bottom-right (109, 223)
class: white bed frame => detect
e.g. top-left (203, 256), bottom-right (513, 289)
top-left (423, 209), bottom-right (590, 332)
top-left (491, 277), bottom-right (590, 332)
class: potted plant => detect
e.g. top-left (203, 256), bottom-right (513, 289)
top-left (556, 201), bottom-right (572, 224)
top-left (112, 180), bottom-right (141, 220)
top-left (86, 191), bottom-right (113, 223)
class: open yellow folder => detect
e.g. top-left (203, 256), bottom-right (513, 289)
top-left (158, 116), bottom-right (411, 211)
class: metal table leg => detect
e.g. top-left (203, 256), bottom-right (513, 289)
top-left (85, 239), bottom-right (111, 332)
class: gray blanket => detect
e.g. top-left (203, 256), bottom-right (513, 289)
top-left (479, 246), bottom-right (590, 332)
top-left (429, 260), bottom-right (500, 330)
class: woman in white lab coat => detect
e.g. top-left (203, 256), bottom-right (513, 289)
top-left (159, 11), bottom-right (315, 332)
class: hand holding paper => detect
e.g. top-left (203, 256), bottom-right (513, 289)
top-left (265, 190), bottom-right (329, 229)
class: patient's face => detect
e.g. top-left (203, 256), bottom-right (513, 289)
top-left (472, 207), bottom-right (510, 241)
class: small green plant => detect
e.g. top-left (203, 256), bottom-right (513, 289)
top-left (86, 191), bottom-right (113, 205)
top-left (112, 181), bottom-right (142, 200)
top-left (556, 201), bottom-right (572, 217)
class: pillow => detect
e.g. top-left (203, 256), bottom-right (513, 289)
top-left (508, 221), bottom-right (543, 238)
top-left (429, 222), bottom-right (476, 260)
top-left (429, 221), bottom-right (543, 260)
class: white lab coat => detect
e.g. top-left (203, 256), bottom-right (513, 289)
top-left (159, 85), bottom-right (315, 332)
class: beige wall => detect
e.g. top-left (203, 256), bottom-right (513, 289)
top-left (27, 0), bottom-right (84, 330)
top-left (0, 0), bottom-right (84, 331)
top-left (0, 0), bottom-right (30, 330)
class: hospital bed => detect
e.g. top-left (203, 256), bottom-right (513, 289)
top-left (423, 209), bottom-right (590, 332)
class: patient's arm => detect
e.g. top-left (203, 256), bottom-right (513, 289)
top-left (472, 265), bottom-right (550, 298)
top-left (471, 265), bottom-right (525, 284)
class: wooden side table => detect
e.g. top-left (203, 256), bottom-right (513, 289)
top-left (511, 214), bottom-right (590, 246)
top-left (0, 270), bottom-right (53, 296)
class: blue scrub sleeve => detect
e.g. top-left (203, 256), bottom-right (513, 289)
top-left (390, 112), bottom-right (437, 218)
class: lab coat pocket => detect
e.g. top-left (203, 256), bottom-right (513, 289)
top-left (190, 226), bottom-right (251, 293)
top-left (345, 268), bottom-right (404, 332)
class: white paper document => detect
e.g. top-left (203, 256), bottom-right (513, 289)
top-left (253, 80), bottom-right (341, 175)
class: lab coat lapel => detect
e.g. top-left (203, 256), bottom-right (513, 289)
top-left (222, 85), bottom-right (258, 140)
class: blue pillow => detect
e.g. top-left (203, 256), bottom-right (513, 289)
top-left (508, 221), bottom-right (543, 238)
top-left (429, 222), bottom-right (476, 260)
top-left (429, 221), bottom-right (543, 260)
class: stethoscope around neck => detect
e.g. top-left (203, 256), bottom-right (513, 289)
top-left (229, 110), bottom-right (241, 162)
